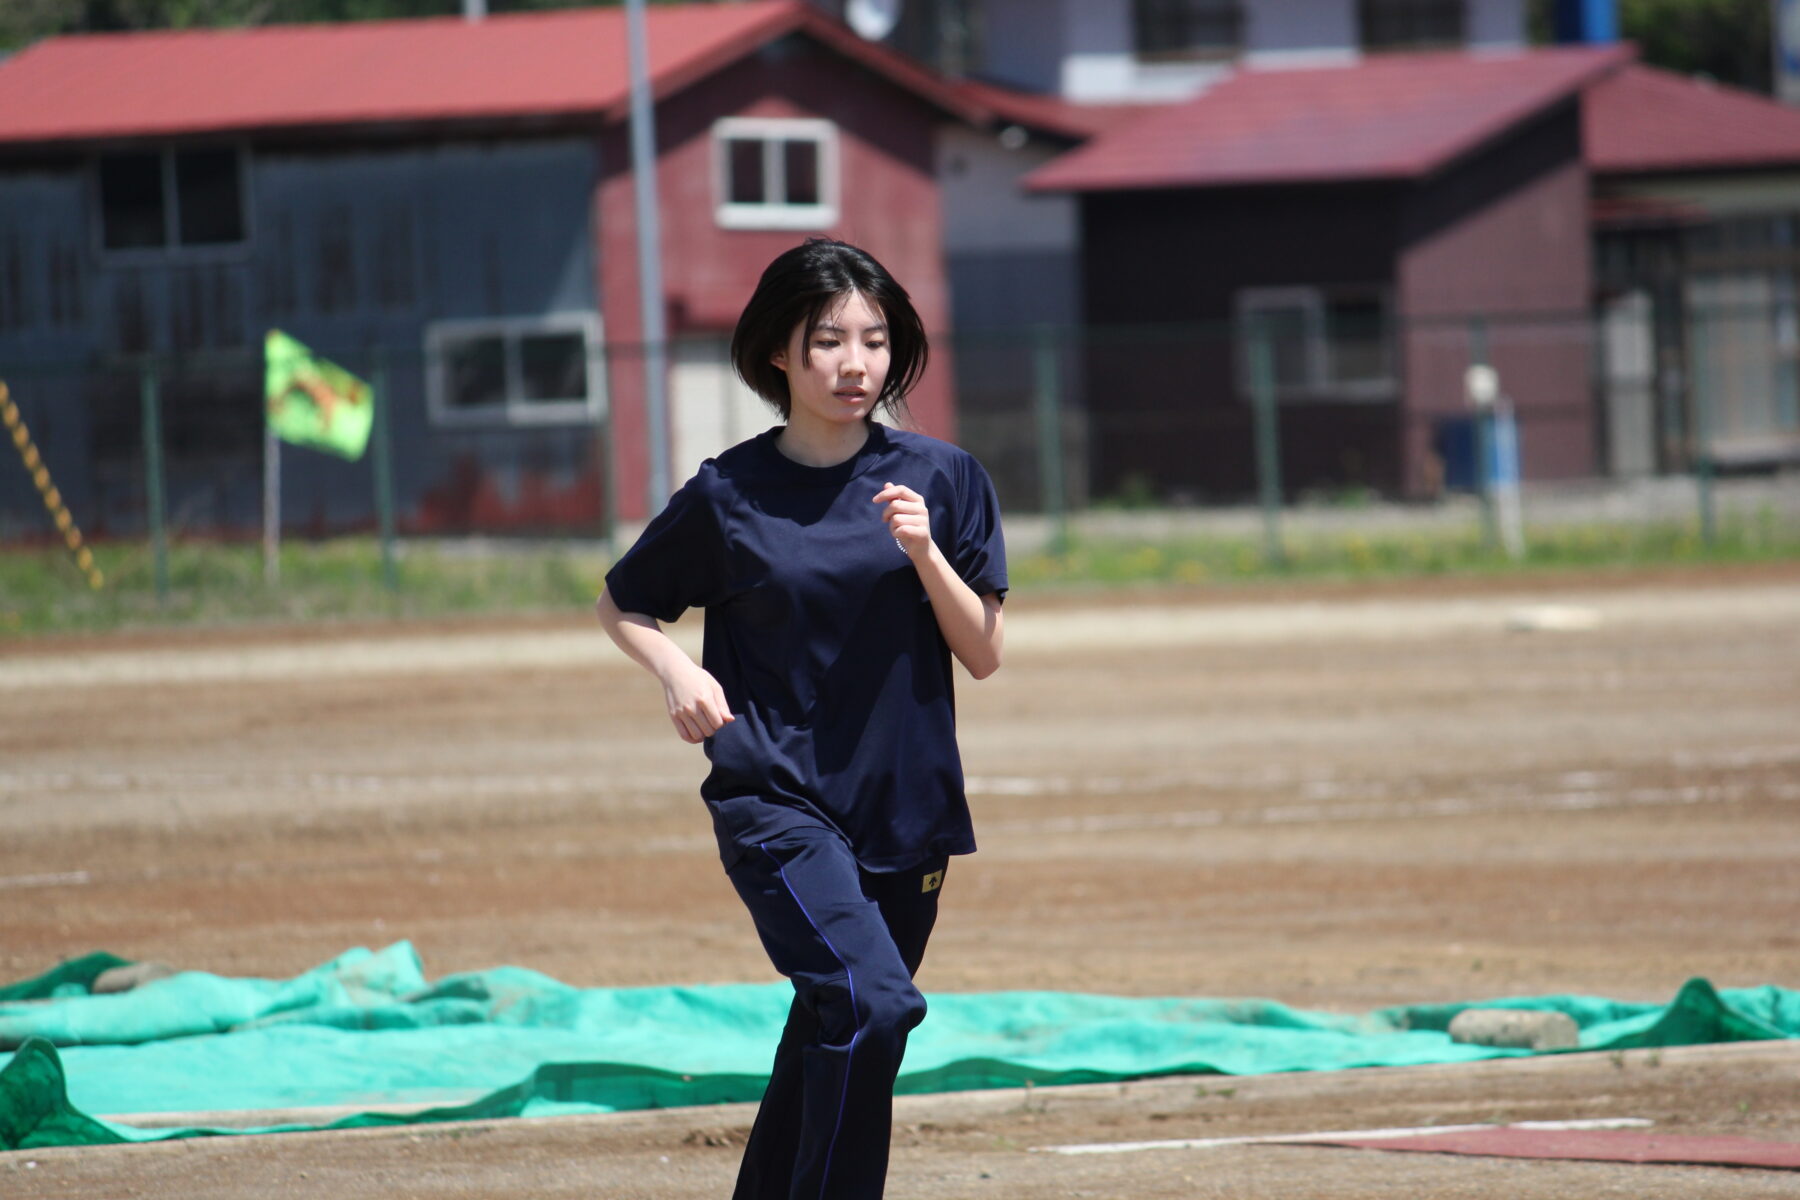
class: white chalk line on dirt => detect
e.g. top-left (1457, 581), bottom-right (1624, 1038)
top-left (5, 747), bottom-right (1795, 807)
top-left (0, 768), bottom-right (664, 798)
top-left (1033, 1116), bottom-right (1655, 1156)
top-left (6, 583), bottom-right (1799, 691)
top-left (0, 869), bottom-right (90, 889)
top-left (979, 782), bottom-right (1799, 839)
top-left (3, 778), bottom-right (1791, 889)
top-left (6, 771), bottom-right (1793, 822)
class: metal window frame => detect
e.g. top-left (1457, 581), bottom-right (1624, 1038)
top-left (425, 311), bottom-right (607, 429)
top-left (1131, 0), bottom-right (1244, 62)
top-left (90, 140), bottom-right (254, 266)
top-left (711, 116), bottom-right (839, 231)
top-left (1358, 0), bottom-right (1467, 51)
top-left (1236, 286), bottom-right (1327, 398)
top-left (1235, 285), bottom-right (1396, 403)
top-left (1319, 290), bottom-right (1399, 395)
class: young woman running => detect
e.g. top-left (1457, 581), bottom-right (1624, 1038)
top-left (595, 237), bottom-right (1006, 1199)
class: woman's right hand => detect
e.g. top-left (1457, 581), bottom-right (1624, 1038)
top-left (660, 658), bottom-right (735, 744)
top-left (595, 588), bottom-right (736, 745)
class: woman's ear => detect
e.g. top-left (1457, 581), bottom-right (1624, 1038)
top-left (770, 347), bottom-right (788, 372)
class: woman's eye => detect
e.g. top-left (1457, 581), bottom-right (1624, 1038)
top-left (813, 338), bottom-right (839, 349)
top-left (867, 341), bottom-right (887, 352)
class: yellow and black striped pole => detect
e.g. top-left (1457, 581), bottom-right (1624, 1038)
top-left (1, 380), bottom-right (104, 590)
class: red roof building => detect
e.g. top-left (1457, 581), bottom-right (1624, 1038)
top-left (946, 78), bottom-right (1152, 143)
top-left (1027, 44), bottom-right (1631, 192)
top-left (0, 3), bottom-right (991, 534)
top-left (1582, 64), bottom-right (1800, 471)
top-left (1016, 46), bottom-right (1631, 500)
top-left (1003, 42), bottom-right (1800, 496)
top-left (1585, 64), bottom-right (1800, 176)
top-left (0, 2), bottom-right (982, 145)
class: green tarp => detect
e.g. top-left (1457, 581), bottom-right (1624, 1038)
top-left (2, 942), bottom-right (1795, 1151)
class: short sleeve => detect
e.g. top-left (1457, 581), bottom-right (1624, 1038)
top-left (951, 452), bottom-right (1008, 601)
top-left (604, 471), bottom-right (732, 622)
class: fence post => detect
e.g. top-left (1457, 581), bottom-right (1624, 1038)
top-left (1689, 306), bottom-right (1717, 545)
top-left (139, 360), bottom-right (170, 604)
top-left (597, 414), bottom-right (618, 559)
top-left (371, 350), bottom-right (399, 593)
top-left (1031, 324), bottom-right (1069, 553)
top-left (1245, 315), bottom-right (1286, 569)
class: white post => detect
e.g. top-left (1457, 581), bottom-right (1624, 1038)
top-left (626, 0), bottom-right (672, 507)
top-left (1492, 395), bottom-right (1526, 561)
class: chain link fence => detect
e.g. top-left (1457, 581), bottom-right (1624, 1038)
top-left (2, 298), bottom-right (1797, 608)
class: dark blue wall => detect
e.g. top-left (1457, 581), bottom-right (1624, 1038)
top-left (0, 136), bottom-right (602, 539)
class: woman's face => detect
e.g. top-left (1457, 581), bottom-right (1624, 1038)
top-left (772, 290), bottom-right (891, 431)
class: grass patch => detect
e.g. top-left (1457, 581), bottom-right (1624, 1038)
top-left (1011, 511), bottom-right (1800, 589)
top-left (0, 538), bottom-right (610, 637)
top-left (2, 509), bottom-right (1797, 637)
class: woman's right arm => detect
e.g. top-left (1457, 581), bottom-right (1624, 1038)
top-left (595, 588), bottom-right (735, 744)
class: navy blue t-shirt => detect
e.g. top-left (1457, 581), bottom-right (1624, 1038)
top-left (604, 423), bottom-right (1007, 872)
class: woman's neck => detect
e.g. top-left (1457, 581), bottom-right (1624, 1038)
top-left (775, 415), bottom-right (871, 468)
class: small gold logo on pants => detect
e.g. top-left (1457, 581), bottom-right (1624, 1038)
top-left (921, 870), bottom-right (944, 894)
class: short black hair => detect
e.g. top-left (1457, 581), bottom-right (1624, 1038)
top-left (730, 238), bottom-right (929, 422)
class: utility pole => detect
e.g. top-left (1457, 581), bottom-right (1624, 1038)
top-left (626, 0), bottom-right (673, 507)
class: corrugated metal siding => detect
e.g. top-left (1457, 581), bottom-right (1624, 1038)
top-left (0, 170), bottom-right (102, 538)
top-left (0, 171), bottom-right (92, 350)
top-left (1077, 183), bottom-right (1403, 501)
top-left (1397, 104), bottom-right (1593, 492)
top-left (0, 137), bottom-right (605, 537)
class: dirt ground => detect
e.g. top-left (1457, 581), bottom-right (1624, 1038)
top-left (3, 563), bottom-right (1799, 1197)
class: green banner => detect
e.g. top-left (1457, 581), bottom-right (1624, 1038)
top-left (264, 330), bottom-right (373, 461)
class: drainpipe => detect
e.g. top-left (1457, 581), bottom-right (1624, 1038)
top-left (1552, 0), bottom-right (1616, 43)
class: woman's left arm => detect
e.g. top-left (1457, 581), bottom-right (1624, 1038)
top-left (875, 482), bottom-right (1004, 680)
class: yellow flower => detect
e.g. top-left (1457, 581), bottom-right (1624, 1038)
top-left (1123, 545), bottom-right (1166, 577)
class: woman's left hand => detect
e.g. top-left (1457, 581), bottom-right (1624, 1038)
top-left (874, 481), bottom-right (934, 562)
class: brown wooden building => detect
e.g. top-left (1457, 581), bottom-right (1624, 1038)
top-left (1028, 45), bottom-right (1630, 501)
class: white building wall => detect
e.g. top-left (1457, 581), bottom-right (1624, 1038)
top-left (1059, 0), bottom-right (1234, 101)
top-left (938, 125), bottom-right (1078, 255)
top-left (936, 123), bottom-right (1084, 328)
top-left (974, 0), bottom-right (1527, 101)
top-left (1245, 0), bottom-right (1359, 66)
top-left (979, 0), bottom-right (1069, 93)
top-left (1467, 0), bottom-right (1528, 47)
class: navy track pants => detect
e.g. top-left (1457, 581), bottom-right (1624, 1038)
top-left (726, 827), bottom-right (948, 1200)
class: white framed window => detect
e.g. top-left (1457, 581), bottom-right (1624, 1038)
top-left (1236, 286), bottom-right (1395, 401)
top-left (94, 144), bottom-right (250, 259)
top-left (712, 117), bottom-right (839, 230)
top-left (426, 312), bottom-right (605, 427)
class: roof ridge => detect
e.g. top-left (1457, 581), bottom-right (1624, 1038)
top-left (1026, 44), bottom-right (1634, 194)
top-left (30, 0), bottom-right (795, 44)
top-left (0, 0), bottom-right (989, 148)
